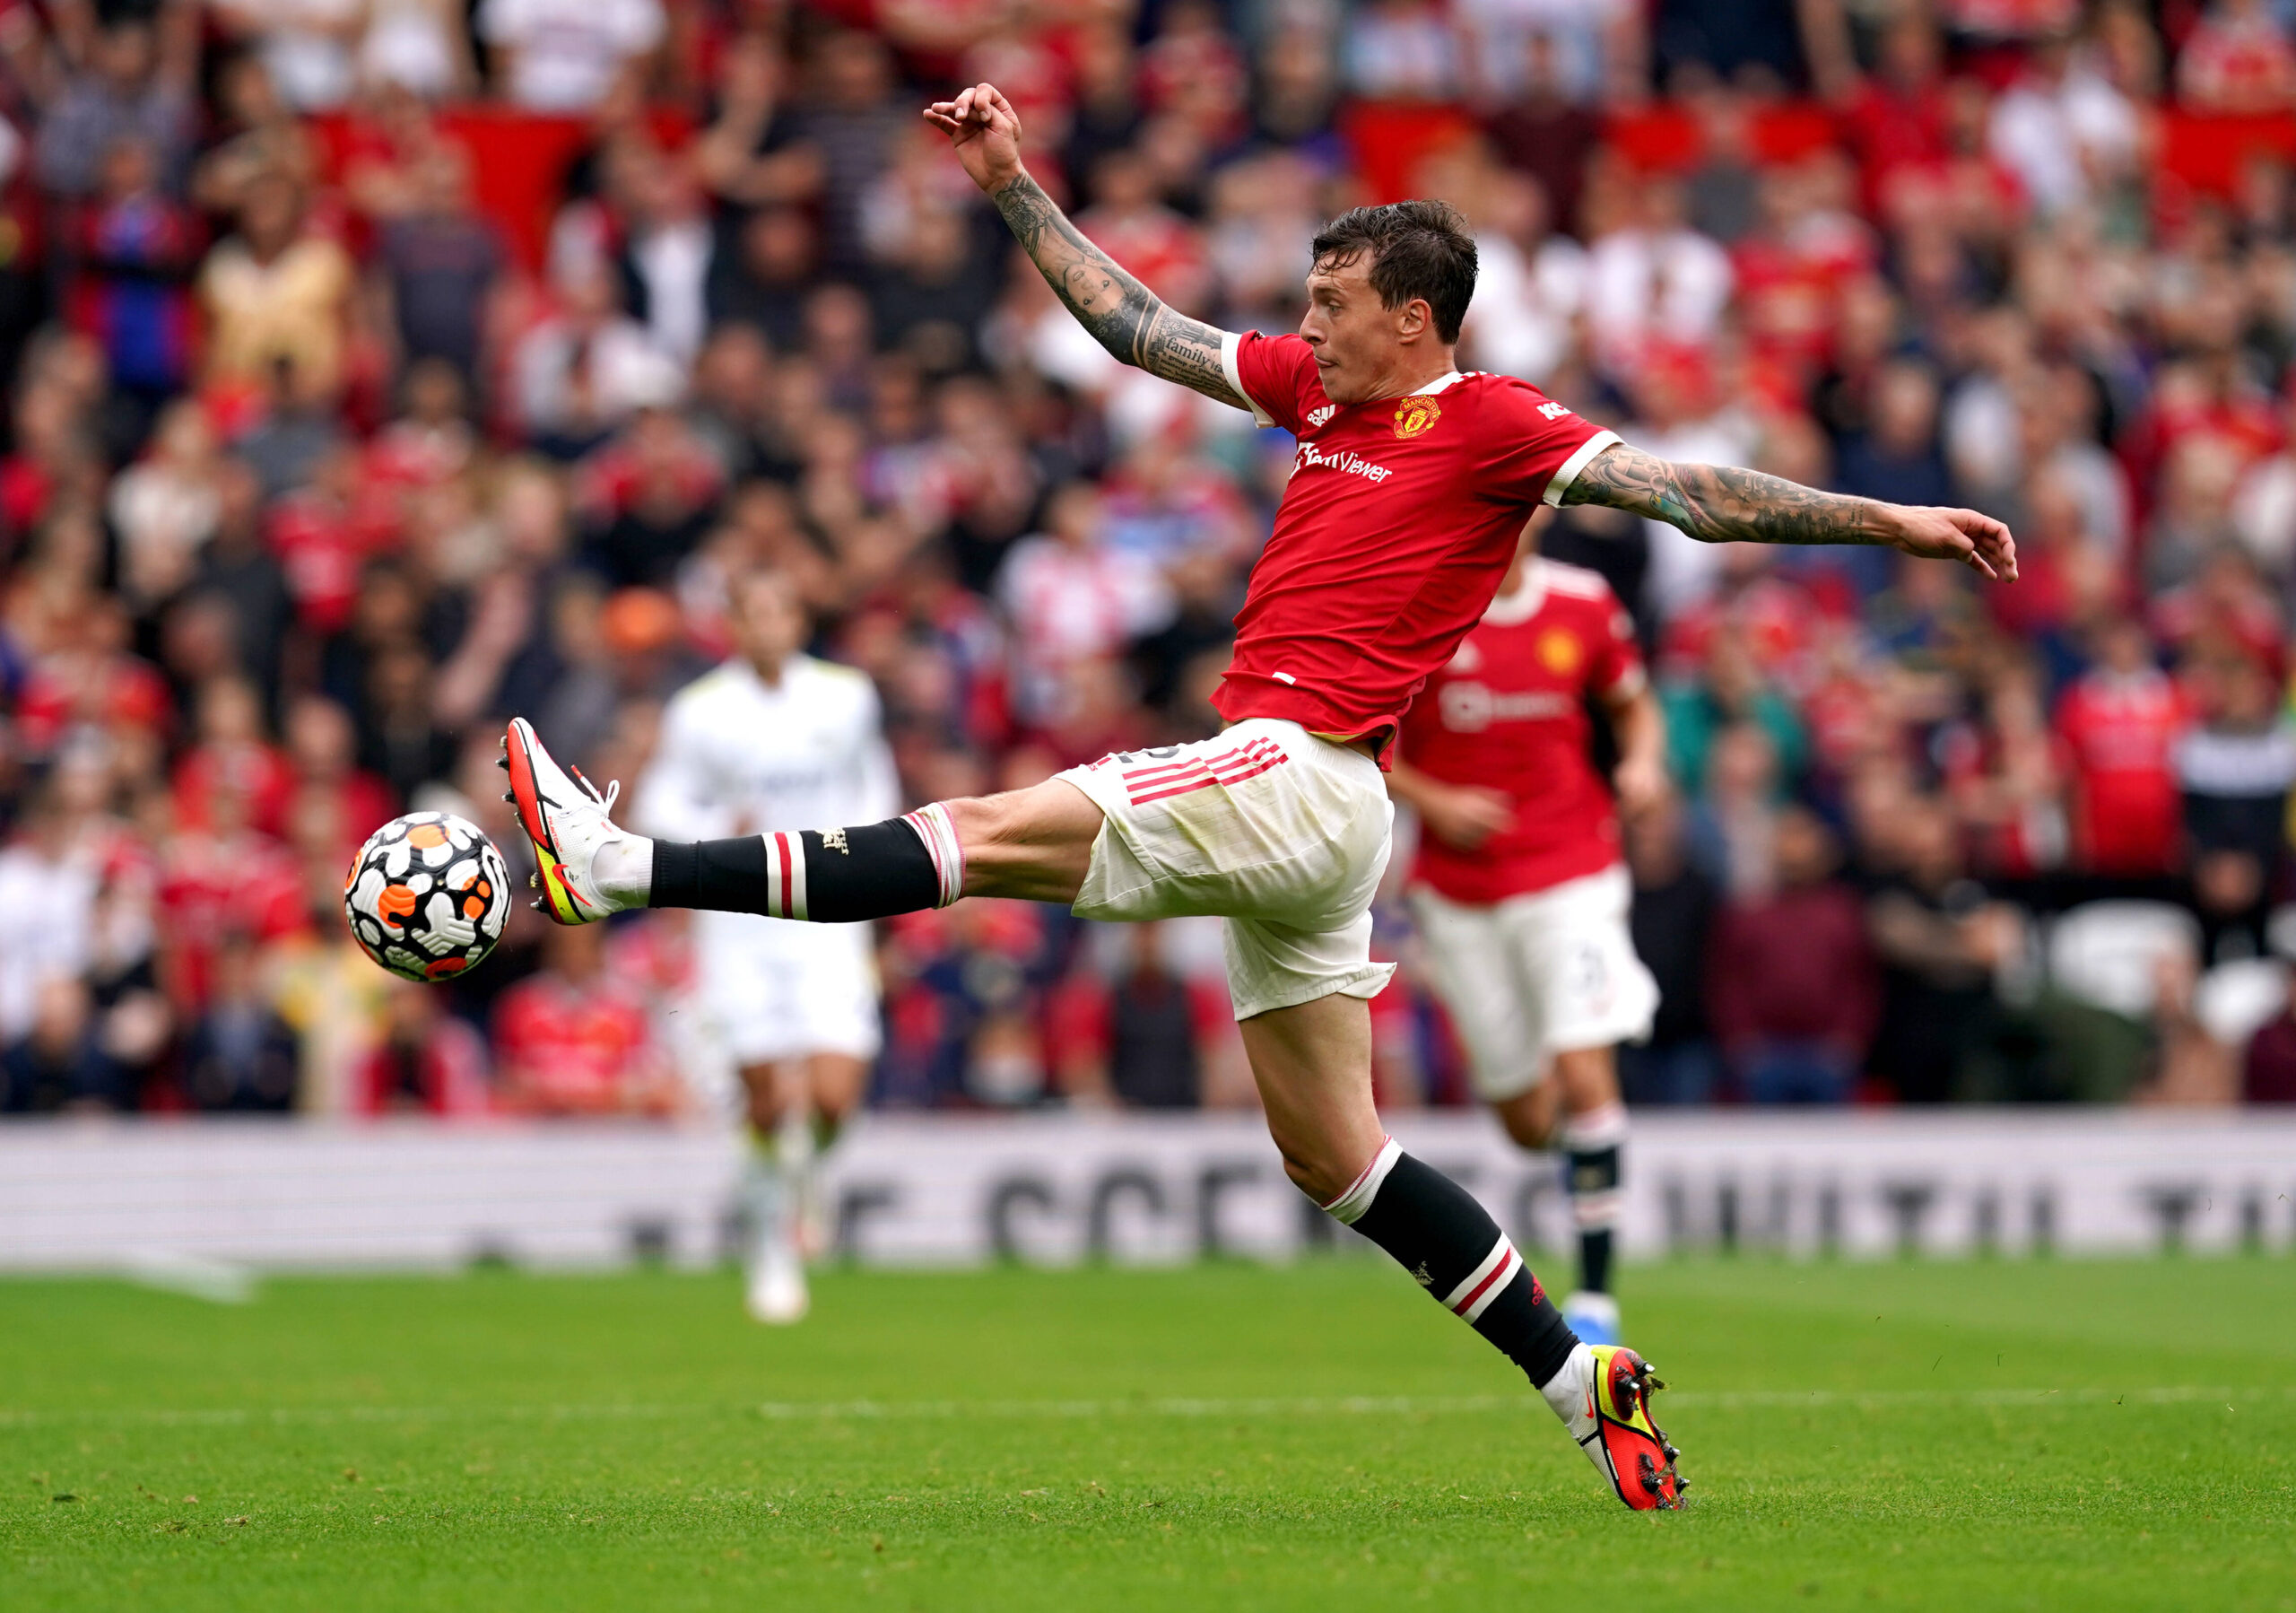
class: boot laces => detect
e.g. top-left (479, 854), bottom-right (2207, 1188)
top-left (569, 765), bottom-right (621, 815)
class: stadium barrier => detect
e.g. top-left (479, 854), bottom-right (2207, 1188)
top-left (0, 1111), bottom-right (2291, 1275)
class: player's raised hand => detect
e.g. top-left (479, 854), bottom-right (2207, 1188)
top-left (1879, 504), bottom-right (2019, 582)
top-left (923, 83), bottom-right (1024, 194)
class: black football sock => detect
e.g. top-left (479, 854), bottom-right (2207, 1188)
top-left (1324, 1138), bottom-right (1579, 1389)
top-left (648, 805), bottom-right (964, 920)
top-left (1561, 1102), bottom-right (1628, 1296)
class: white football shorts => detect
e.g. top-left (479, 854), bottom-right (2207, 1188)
top-left (693, 911), bottom-right (882, 1067)
top-left (1055, 719), bottom-right (1396, 1021)
top-left (1411, 863), bottom-right (1658, 1103)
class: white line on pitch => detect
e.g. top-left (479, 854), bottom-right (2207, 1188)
top-left (1, 1384), bottom-right (2290, 1431)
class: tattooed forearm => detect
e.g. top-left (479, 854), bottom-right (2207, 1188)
top-left (1562, 444), bottom-right (1890, 547)
top-left (988, 174), bottom-right (1248, 409)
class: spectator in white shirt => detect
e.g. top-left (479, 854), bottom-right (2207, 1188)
top-left (1342, 0), bottom-right (1462, 101)
top-left (511, 266), bottom-right (683, 442)
top-left (1459, 168), bottom-right (1587, 388)
top-left (996, 482), bottom-right (1176, 728)
top-left (1584, 173), bottom-right (1735, 374)
top-left (480, 0), bottom-right (665, 113)
top-left (0, 793), bottom-right (97, 1048)
top-left (1456, 0), bottom-right (1639, 107)
top-left (1987, 32), bottom-right (2138, 218)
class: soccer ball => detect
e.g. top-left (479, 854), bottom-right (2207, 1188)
top-left (344, 812), bottom-right (511, 981)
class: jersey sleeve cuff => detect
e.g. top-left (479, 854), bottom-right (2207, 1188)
top-left (1221, 330), bottom-right (1275, 427)
top-left (1544, 429), bottom-right (1622, 507)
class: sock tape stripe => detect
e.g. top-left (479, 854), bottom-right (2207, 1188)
top-left (1571, 1192), bottom-right (1623, 1228)
top-left (1452, 1242), bottom-right (1520, 1323)
top-left (915, 803), bottom-right (964, 907)
top-left (1561, 1102), bottom-right (1631, 1151)
top-left (786, 833), bottom-right (807, 921)
top-left (1443, 1234), bottom-right (1516, 1314)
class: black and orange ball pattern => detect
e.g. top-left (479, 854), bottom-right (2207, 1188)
top-left (344, 812), bottom-right (512, 981)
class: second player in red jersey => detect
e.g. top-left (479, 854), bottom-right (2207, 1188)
top-left (1398, 545), bottom-right (1648, 900)
top-left (1391, 522), bottom-right (1667, 1348)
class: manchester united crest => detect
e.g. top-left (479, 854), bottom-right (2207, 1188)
top-left (1537, 628), bottom-right (1582, 676)
top-left (1392, 394), bottom-right (1442, 439)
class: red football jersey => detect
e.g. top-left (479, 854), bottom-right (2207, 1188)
top-left (491, 971), bottom-right (658, 1115)
top-left (1397, 558), bottom-right (1646, 902)
top-left (1215, 332), bottom-right (1616, 760)
top-left (2055, 667), bottom-right (2192, 875)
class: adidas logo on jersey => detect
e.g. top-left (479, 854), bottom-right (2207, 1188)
top-left (1305, 405), bottom-right (1335, 429)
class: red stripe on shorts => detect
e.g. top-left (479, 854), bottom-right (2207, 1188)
top-left (1124, 740), bottom-right (1279, 786)
top-left (1127, 745), bottom-right (1289, 805)
top-left (1121, 744), bottom-right (1257, 786)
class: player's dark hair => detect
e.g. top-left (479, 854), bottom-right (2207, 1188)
top-left (1309, 200), bottom-right (1478, 344)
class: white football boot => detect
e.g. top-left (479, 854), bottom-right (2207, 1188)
top-left (746, 1234), bottom-right (810, 1325)
top-left (500, 716), bottom-right (633, 925)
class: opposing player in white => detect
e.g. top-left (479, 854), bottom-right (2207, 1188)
top-left (1389, 521), bottom-right (1665, 1347)
top-left (636, 568), bottom-right (897, 1323)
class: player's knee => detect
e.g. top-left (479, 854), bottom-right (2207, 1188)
top-left (940, 793), bottom-right (1010, 854)
top-left (940, 782), bottom-right (1099, 902)
top-left (1499, 1109), bottom-right (1552, 1151)
top-left (946, 782), bottom-right (1097, 851)
top-left (1279, 1150), bottom-right (1332, 1203)
top-left (1274, 1140), bottom-right (1357, 1206)
top-left (741, 1083), bottom-right (787, 1134)
top-left (1492, 1088), bottom-right (1556, 1151)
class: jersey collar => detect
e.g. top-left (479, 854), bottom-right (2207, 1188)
top-left (1416, 370), bottom-right (1466, 396)
top-left (1482, 559), bottom-right (1548, 625)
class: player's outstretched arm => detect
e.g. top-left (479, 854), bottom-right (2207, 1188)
top-left (923, 83), bottom-right (1248, 410)
top-left (1562, 442), bottom-right (2019, 582)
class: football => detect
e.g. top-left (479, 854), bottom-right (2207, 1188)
top-left (343, 811), bottom-right (512, 981)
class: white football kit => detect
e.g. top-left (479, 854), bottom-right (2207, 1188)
top-left (637, 655), bottom-right (898, 1065)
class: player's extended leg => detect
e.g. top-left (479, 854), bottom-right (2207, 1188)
top-left (1491, 1046), bottom-right (1629, 1346)
top-left (503, 711), bottom-right (1099, 920)
top-left (1245, 991), bottom-right (1680, 1509)
top-left (503, 718), bottom-right (1682, 1506)
top-left (1242, 991), bottom-right (1571, 1386)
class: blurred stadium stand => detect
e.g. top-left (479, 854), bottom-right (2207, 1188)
top-left (4, 0), bottom-right (2296, 1137)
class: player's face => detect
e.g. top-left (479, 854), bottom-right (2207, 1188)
top-left (1298, 256), bottom-right (1423, 405)
top-left (730, 574), bottom-right (806, 673)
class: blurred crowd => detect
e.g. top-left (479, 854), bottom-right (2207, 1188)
top-left (6, 0), bottom-right (2296, 1119)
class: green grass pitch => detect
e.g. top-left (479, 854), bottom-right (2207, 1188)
top-left (3, 1255), bottom-right (2292, 1611)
